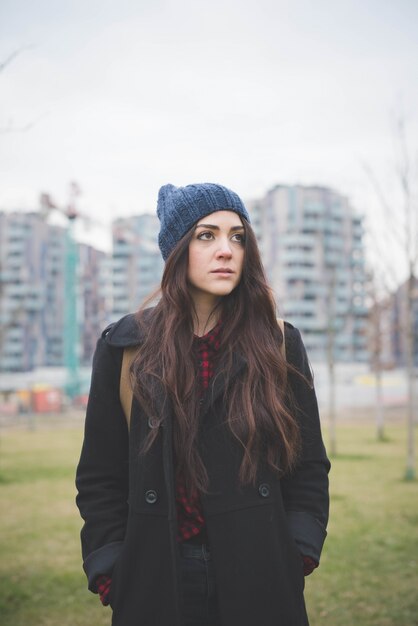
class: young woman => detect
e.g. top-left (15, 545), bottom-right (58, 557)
top-left (76, 183), bottom-right (330, 626)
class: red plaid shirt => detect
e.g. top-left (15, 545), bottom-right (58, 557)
top-left (176, 318), bottom-right (222, 542)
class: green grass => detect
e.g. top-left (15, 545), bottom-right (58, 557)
top-left (0, 420), bottom-right (108, 626)
top-left (0, 416), bottom-right (417, 626)
top-left (308, 422), bottom-right (418, 626)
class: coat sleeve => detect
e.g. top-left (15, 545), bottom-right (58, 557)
top-left (75, 335), bottom-right (129, 592)
top-left (280, 325), bottom-right (330, 565)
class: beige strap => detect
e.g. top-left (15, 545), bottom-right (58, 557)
top-left (277, 318), bottom-right (286, 360)
top-left (120, 347), bottom-right (137, 429)
top-left (120, 320), bottom-right (286, 430)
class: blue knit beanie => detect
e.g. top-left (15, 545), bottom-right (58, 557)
top-left (156, 183), bottom-right (251, 261)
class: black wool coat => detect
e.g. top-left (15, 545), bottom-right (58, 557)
top-left (76, 313), bottom-right (330, 626)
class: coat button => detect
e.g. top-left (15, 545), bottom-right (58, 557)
top-left (145, 489), bottom-right (158, 504)
top-left (148, 417), bottom-right (160, 429)
top-left (258, 483), bottom-right (271, 498)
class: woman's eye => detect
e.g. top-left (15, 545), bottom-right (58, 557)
top-left (197, 231), bottom-right (214, 240)
top-left (231, 233), bottom-right (245, 244)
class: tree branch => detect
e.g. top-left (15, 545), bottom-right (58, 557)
top-left (0, 45), bottom-right (34, 73)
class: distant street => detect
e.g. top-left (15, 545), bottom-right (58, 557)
top-left (1, 362), bottom-right (413, 418)
top-left (311, 362), bottom-right (411, 414)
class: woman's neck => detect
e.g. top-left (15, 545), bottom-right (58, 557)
top-left (191, 295), bottom-right (221, 337)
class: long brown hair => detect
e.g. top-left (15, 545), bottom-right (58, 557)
top-left (132, 219), bottom-right (301, 494)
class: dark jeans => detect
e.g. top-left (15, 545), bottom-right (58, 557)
top-left (180, 543), bottom-right (222, 626)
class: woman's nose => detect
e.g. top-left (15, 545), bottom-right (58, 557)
top-left (215, 238), bottom-right (233, 257)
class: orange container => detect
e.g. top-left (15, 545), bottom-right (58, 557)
top-left (31, 387), bottom-right (63, 413)
top-left (17, 389), bottom-right (32, 413)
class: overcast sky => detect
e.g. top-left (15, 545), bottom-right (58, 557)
top-left (1, 0), bottom-right (417, 261)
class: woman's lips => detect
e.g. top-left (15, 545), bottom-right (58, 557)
top-left (211, 268), bottom-right (233, 273)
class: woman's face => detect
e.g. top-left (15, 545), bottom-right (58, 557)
top-left (187, 210), bottom-right (245, 304)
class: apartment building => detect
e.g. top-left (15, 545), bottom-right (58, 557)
top-left (0, 211), bottom-right (108, 371)
top-left (111, 213), bottom-right (163, 318)
top-left (391, 277), bottom-right (418, 367)
top-left (0, 212), bottom-right (61, 370)
top-left (0, 185), bottom-right (370, 370)
top-left (78, 243), bottom-right (110, 363)
top-left (250, 185), bottom-right (368, 362)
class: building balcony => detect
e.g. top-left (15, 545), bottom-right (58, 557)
top-left (0, 270), bottom-right (17, 282)
top-left (330, 203), bottom-right (345, 218)
top-left (352, 240), bottom-right (363, 251)
top-left (25, 301), bottom-right (43, 312)
top-left (112, 286), bottom-right (128, 298)
top-left (112, 258), bottom-right (128, 271)
top-left (334, 333), bottom-right (352, 348)
top-left (6, 284), bottom-right (29, 297)
top-left (284, 266), bottom-right (318, 281)
top-left (113, 273), bottom-right (128, 286)
top-left (301, 217), bottom-right (327, 232)
top-left (282, 233), bottom-right (315, 249)
top-left (353, 318), bottom-right (368, 330)
top-left (113, 299), bottom-right (130, 313)
top-left (4, 327), bottom-right (24, 340)
top-left (2, 298), bottom-right (25, 312)
top-left (303, 202), bottom-right (326, 216)
top-left (350, 256), bottom-right (365, 267)
top-left (113, 242), bottom-right (133, 256)
top-left (282, 248), bottom-right (316, 265)
top-left (301, 335), bottom-right (325, 352)
top-left (334, 302), bottom-right (351, 316)
top-left (137, 255), bottom-right (161, 269)
top-left (289, 317), bottom-right (325, 332)
top-left (353, 335), bottom-right (367, 348)
top-left (323, 235), bottom-right (344, 251)
top-left (353, 349), bottom-right (369, 363)
top-left (5, 241), bottom-right (25, 254)
top-left (300, 283), bottom-right (327, 297)
top-left (0, 356), bottom-right (24, 371)
top-left (3, 338), bottom-right (24, 352)
top-left (323, 251), bottom-right (344, 267)
top-left (351, 304), bottom-right (369, 316)
top-left (284, 299), bottom-right (319, 313)
top-left (323, 221), bottom-right (343, 236)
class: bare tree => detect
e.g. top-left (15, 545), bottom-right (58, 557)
top-left (364, 112), bottom-right (418, 480)
top-left (366, 268), bottom-right (396, 441)
top-left (363, 212), bottom-right (401, 442)
top-left (325, 264), bottom-right (337, 456)
top-left (0, 45), bottom-right (45, 135)
top-left (0, 47), bottom-right (27, 73)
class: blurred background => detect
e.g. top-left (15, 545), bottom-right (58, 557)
top-left (0, 1), bottom-right (417, 625)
